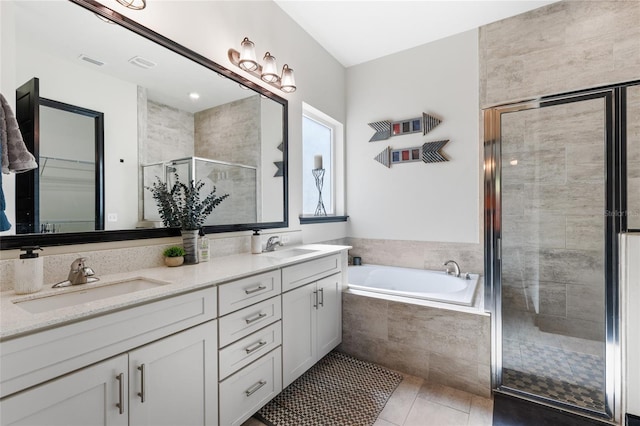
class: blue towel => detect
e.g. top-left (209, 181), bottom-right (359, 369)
top-left (0, 134), bottom-right (12, 231)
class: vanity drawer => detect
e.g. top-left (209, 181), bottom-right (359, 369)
top-left (218, 296), bottom-right (281, 347)
top-left (219, 321), bottom-right (282, 380)
top-left (219, 347), bottom-right (282, 426)
top-left (282, 253), bottom-right (341, 292)
top-left (218, 270), bottom-right (281, 316)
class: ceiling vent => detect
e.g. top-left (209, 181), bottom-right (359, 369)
top-left (78, 54), bottom-right (105, 67)
top-left (128, 56), bottom-right (157, 69)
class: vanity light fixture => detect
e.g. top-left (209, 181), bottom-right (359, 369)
top-left (228, 37), bottom-right (297, 93)
top-left (115, 0), bottom-right (146, 10)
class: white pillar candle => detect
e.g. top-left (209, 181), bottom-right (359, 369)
top-left (314, 155), bottom-right (323, 169)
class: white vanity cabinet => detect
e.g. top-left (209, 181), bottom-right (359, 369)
top-left (0, 288), bottom-right (218, 426)
top-left (1, 354), bottom-right (129, 426)
top-left (281, 254), bottom-right (342, 388)
top-left (128, 320), bottom-right (218, 426)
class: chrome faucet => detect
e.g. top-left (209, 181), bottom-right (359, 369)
top-left (443, 260), bottom-right (461, 278)
top-left (263, 236), bottom-right (283, 252)
top-left (52, 257), bottom-right (97, 288)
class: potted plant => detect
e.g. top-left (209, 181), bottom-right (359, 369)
top-left (163, 246), bottom-right (186, 267)
top-left (147, 173), bottom-right (229, 264)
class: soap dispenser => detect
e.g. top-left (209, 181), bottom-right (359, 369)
top-left (14, 246), bottom-right (44, 295)
top-left (198, 228), bottom-right (210, 262)
top-left (251, 229), bottom-right (262, 254)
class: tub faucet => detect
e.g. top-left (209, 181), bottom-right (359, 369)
top-left (52, 257), bottom-right (96, 288)
top-left (264, 236), bottom-right (283, 252)
top-left (443, 260), bottom-right (461, 278)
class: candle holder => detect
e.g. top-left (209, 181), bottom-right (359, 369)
top-left (312, 168), bottom-right (326, 216)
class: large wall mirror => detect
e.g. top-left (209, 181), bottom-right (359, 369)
top-left (0, 0), bottom-right (288, 249)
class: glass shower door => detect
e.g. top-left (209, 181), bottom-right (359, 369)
top-left (498, 95), bottom-right (609, 414)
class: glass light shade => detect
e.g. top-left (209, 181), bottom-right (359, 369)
top-left (116, 0), bottom-right (146, 10)
top-left (238, 37), bottom-right (258, 72)
top-left (280, 64), bottom-right (296, 93)
top-left (261, 52), bottom-right (280, 83)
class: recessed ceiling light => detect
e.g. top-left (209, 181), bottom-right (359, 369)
top-left (189, 92), bottom-right (200, 100)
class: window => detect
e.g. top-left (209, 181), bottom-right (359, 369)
top-left (301, 103), bottom-right (345, 222)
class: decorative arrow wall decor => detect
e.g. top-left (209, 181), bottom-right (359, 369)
top-left (368, 112), bottom-right (442, 142)
top-left (374, 140), bottom-right (450, 168)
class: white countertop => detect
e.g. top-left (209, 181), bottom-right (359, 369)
top-left (0, 244), bottom-right (350, 340)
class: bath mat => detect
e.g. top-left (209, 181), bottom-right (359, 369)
top-left (256, 351), bottom-right (403, 426)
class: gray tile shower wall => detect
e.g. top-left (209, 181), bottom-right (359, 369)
top-left (478, 0), bottom-right (640, 342)
top-left (479, 1), bottom-right (640, 108)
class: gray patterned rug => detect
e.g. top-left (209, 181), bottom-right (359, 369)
top-left (256, 351), bottom-right (403, 426)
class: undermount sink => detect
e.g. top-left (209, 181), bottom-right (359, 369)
top-left (14, 277), bottom-right (170, 314)
top-left (262, 248), bottom-right (318, 259)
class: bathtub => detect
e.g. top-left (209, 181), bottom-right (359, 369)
top-left (348, 264), bottom-right (479, 306)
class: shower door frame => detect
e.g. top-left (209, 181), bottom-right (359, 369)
top-left (483, 81), bottom-right (638, 422)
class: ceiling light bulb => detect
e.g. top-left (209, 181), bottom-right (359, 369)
top-left (115, 0), bottom-right (146, 10)
top-left (261, 52), bottom-right (280, 83)
top-left (189, 92), bottom-right (200, 100)
top-left (280, 64), bottom-right (296, 93)
top-left (238, 37), bottom-right (258, 72)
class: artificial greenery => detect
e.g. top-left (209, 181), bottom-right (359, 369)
top-left (146, 173), bottom-right (229, 230)
top-left (163, 246), bottom-right (186, 258)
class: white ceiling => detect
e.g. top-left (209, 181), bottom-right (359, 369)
top-left (274, 0), bottom-right (558, 67)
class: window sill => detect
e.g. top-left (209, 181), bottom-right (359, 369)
top-left (299, 215), bottom-right (349, 224)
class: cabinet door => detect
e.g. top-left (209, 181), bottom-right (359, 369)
top-left (316, 274), bottom-right (342, 360)
top-left (129, 320), bottom-right (218, 426)
top-left (282, 283), bottom-right (317, 387)
top-left (0, 355), bottom-right (128, 426)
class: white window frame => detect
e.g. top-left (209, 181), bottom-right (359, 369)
top-left (301, 102), bottom-right (345, 218)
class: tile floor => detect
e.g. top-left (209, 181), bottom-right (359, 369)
top-left (241, 373), bottom-right (493, 426)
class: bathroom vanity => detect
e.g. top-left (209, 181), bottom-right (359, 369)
top-left (0, 245), bottom-right (349, 426)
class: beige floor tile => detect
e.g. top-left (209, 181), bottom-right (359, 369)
top-left (378, 375), bottom-right (424, 425)
top-left (417, 382), bottom-right (473, 413)
top-left (240, 417), bottom-right (267, 426)
top-left (404, 399), bottom-right (469, 426)
top-left (373, 418), bottom-right (400, 426)
top-left (467, 395), bottom-right (493, 426)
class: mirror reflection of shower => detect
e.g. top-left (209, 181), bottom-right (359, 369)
top-left (142, 157), bottom-right (257, 227)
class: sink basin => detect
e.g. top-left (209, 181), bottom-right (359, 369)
top-left (14, 277), bottom-right (170, 314)
top-left (262, 248), bottom-right (318, 259)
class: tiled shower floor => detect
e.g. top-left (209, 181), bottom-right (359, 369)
top-left (502, 312), bottom-right (605, 412)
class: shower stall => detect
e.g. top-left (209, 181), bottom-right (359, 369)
top-left (484, 81), bottom-right (639, 422)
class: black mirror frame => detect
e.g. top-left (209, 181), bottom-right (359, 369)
top-left (1, 0), bottom-right (288, 250)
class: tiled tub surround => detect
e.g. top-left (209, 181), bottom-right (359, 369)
top-left (323, 237), bottom-right (490, 397)
top-left (343, 237), bottom-right (484, 275)
top-left (339, 290), bottom-right (491, 398)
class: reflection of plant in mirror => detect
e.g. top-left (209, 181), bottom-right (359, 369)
top-left (163, 246), bottom-right (186, 257)
top-left (146, 174), bottom-right (230, 230)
